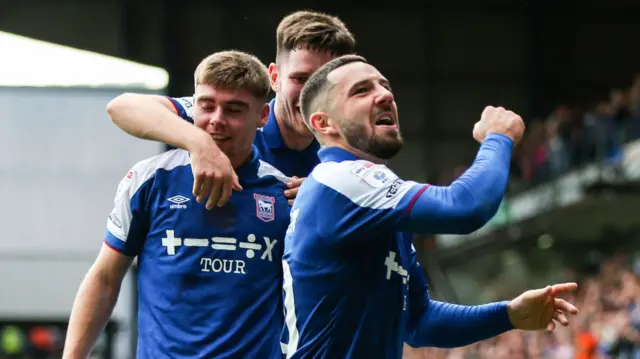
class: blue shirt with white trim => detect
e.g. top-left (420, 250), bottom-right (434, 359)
top-left (105, 147), bottom-right (291, 359)
top-left (168, 97), bottom-right (320, 178)
top-left (281, 134), bottom-right (516, 359)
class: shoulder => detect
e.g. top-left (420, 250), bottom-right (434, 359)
top-left (311, 160), bottom-right (398, 191)
top-left (121, 149), bottom-right (190, 195)
top-left (310, 160), bottom-right (416, 209)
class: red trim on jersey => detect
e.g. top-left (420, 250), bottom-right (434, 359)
top-left (103, 239), bottom-right (125, 254)
top-left (166, 96), bottom-right (180, 114)
top-left (405, 185), bottom-right (430, 214)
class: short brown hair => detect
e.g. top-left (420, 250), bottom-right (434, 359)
top-left (194, 50), bottom-right (271, 101)
top-left (276, 11), bottom-right (356, 61)
top-left (299, 54), bottom-right (367, 129)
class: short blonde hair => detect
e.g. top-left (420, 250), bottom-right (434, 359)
top-left (194, 50), bottom-right (271, 101)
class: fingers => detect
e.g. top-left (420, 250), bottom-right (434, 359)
top-left (232, 172), bottom-right (242, 191)
top-left (206, 178), bottom-right (223, 210)
top-left (554, 297), bottom-right (579, 315)
top-left (193, 174), bottom-right (204, 199)
top-left (546, 320), bottom-right (555, 332)
top-left (286, 177), bottom-right (304, 189)
top-left (285, 187), bottom-right (299, 206)
top-left (553, 310), bottom-right (570, 326)
top-left (285, 177), bottom-right (305, 205)
top-left (550, 282), bottom-right (578, 296)
top-left (217, 180), bottom-right (232, 208)
top-left (197, 176), bottom-right (213, 205)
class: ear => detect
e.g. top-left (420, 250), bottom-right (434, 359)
top-left (309, 112), bottom-right (339, 136)
top-left (258, 102), bottom-right (269, 127)
top-left (268, 63), bottom-right (279, 92)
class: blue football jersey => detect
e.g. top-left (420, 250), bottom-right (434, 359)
top-left (168, 97), bottom-right (320, 178)
top-left (104, 148), bottom-right (291, 359)
top-left (280, 143), bottom-right (514, 359)
top-left (281, 148), bottom-right (423, 359)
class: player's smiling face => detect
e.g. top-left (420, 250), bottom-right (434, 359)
top-left (327, 61), bottom-right (403, 160)
top-left (270, 49), bottom-right (336, 135)
top-left (193, 84), bottom-right (269, 167)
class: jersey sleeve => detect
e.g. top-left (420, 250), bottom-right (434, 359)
top-left (311, 133), bottom-right (514, 239)
top-left (167, 96), bottom-right (194, 123)
top-left (104, 167), bottom-right (153, 256)
top-left (404, 243), bottom-right (513, 348)
top-left (310, 161), bottom-right (426, 239)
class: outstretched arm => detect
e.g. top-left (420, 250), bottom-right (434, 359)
top-left (403, 248), bottom-right (512, 348)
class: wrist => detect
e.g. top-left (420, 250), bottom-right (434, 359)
top-left (485, 132), bottom-right (515, 145)
top-left (505, 300), bottom-right (516, 328)
top-left (185, 129), bottom-right (217, 154)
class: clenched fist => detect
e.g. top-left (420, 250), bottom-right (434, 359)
top-left (473, 106), bottom-right (525, 145)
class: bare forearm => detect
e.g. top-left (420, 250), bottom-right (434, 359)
top-left (62, 270), bottom-right (122, 359)
top-left (106, 93), bottom-right (210, 151)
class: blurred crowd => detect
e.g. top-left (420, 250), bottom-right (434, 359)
top-left (437, 74), bottom-right (640, 192)
top-left (404, 252), bottom-right (640, 359)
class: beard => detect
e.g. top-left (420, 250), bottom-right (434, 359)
top-left (341, 121), bottom-right (403, 160)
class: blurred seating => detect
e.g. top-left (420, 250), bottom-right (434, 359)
top-left (435, 74), bottom-right (640, 194)
top-left (403, 251), bottom-right (640, 359)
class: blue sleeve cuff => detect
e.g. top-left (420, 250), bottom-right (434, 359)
top-left (104, 230), bottom-right (138, 257)
top-left (167, 97), bottom-right (194, 123)
top-left (494, 301), bottom-right (515, 332)
top-left (485, 132), bottom-right (514, 147)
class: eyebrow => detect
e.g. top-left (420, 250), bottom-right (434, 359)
top-left (289, 71), bottom-right (313, 78)
top-left (347, 77), bottom-right (391, 93)
top-left (197, 96), bottom-right (250, 108)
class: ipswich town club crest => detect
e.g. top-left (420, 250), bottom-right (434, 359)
top-left (254, 194), bottom-right (275, 222)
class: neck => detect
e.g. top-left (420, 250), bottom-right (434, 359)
top-left (327, 141), bottom-right (386, 165)
top-left (274, 104), bottom-right (315, 151)
top-left (230, 151), bottom-right (253, 170)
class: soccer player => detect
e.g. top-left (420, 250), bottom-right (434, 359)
top-left (281, 54), bottom-right (579, 359)
top-left (106, 10), bottom-right (356, 208)
top-left (63, 51), bottom-right (291, 359)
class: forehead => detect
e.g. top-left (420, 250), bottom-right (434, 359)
top-left (327, 62), bottom-right (385, 89)
top-left (280, 48), bottom-right (336, 74)
top-left (194, 84), bottom-right (256, 103)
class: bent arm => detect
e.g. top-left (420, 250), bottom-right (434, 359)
top-left (106, 93), bottom-right (212, 152)
top-left (400, 133), bottom-right (513, 234)
top-left (62, 243), bottom-right (133, 359)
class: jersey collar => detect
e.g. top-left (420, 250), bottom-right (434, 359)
top-left (234, 146), bottom-right (261, 180)
top-left (262, 99), bottom-right (284, 149)
top-left (317, 147), bottom-right (360, 163)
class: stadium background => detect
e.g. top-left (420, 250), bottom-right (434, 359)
top-left (1, 0), bottom-right (639, 358)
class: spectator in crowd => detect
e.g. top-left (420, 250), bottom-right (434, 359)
top-left (436, 72), bottom-right (640, 192)
top-left (403, 252), bottom-right (640, 359)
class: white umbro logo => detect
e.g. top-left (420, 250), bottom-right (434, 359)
top-left (167, 195), bottom-right (190, 209)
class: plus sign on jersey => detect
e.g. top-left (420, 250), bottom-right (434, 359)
top-left (160, 229), bottom-right (278, 275)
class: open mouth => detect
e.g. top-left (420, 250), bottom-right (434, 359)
top-left (212, 135), bottom-right (230, 141)
top-left (374, 113), bottom-right (397, 128)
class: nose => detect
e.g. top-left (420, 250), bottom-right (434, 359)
top-left (374, 86), bottom-right (394, 106)
top-left (209, 108), bottom-right (226, 126)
